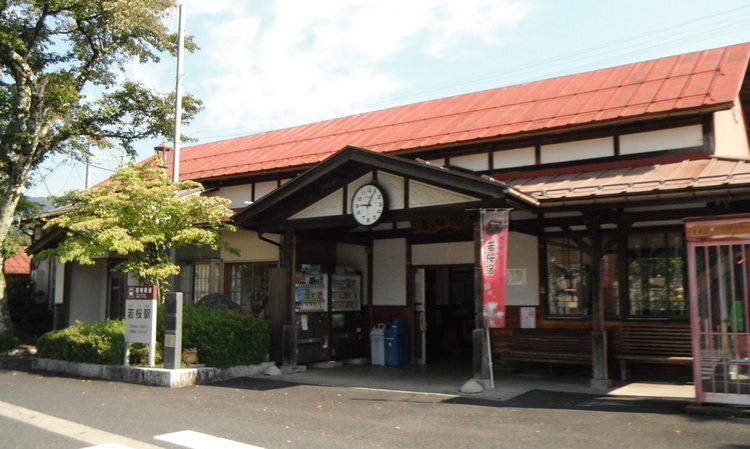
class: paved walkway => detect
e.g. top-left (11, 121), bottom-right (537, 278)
top-left (274, 360), bottom-right (696, 402)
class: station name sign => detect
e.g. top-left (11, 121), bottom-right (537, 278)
top-left (125, 285), bottom-right (158, 345)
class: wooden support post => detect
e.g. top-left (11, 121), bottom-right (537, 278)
top-left (587, 214), bottom-right (612, 389)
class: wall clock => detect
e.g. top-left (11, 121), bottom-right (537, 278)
top-left (351, 183), bottom-right (387, 226)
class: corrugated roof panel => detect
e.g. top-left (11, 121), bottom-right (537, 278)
top-left (623, 61), bottom-right (650, 85)
top-left (683, 72), bottom-right (718, 98)
top-left (654, 75), bottom-right (689, 101)
top-left (173, 43), bottom-right (750, 182)
top-left (499, 157), bottom-right (750, 203)
top-left (598, 64), bottom-right (633, 90)
top-left (660, 160), bottom-right (707, 189)
top-left (629, 79), bottom-right (663, 105)
top-left (671, 51), bottom-right (701, 77)
top-left (625, 161), bottom-right (684, 193)
top-left (648, 99), bottom-right (679, 113)
top-left (605, 84), bottom-right (639, 110)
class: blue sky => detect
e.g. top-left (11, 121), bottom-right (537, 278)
top-left (25, 0), bottom-right (750, 197)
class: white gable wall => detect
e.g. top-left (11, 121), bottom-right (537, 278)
top-left (714, 103), bottom-right (750, 158)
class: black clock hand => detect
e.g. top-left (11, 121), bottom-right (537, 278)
top-left (366, 190), bottom-right (376, 207)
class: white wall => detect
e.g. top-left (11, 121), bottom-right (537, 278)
top-left (221, 230), bottom-right (280, 262)
top-left (372, 239), bottom-right (406, 306)
top-left (212, 184), bottom-right (252, 209)
top-left (412, 241), bottom-right (473, 266)
top-left (67, 261), bottom-right (107, 325)
top-left (541, 137), bottom-right (613, 163)
top-left (620, 125), bottom-right (703, 155)
top-left (714, 105), bottom-right (750, 158)
top-left (336, 243), bottom-right (369, 305)
top-left (451, 153), bottom-right (489, 171)
top-left (494, 147), bottom-right (535, 169)
top-left (506, 232), bottom-right (539, 306)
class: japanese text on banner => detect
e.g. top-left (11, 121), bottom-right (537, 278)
top-left (481, 209), bottom-right (509, 328)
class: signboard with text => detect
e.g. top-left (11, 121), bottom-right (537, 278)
top-left (125, 285), bottom-right (158, 345)
top-left (481, 209), bottom-right (509, 328)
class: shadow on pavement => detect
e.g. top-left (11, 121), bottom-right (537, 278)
top-left (446, 389), bottom-right (690, 415)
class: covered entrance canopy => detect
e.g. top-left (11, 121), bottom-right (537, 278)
top-left (233, 145), bottom-right (536, 369)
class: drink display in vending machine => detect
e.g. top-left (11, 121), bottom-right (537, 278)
top-left (329, 272), bottom-right (363, 360)
top-left (294, 270), bottom-right (328, 363)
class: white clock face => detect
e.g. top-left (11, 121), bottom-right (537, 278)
top-left (352, 184), bottom-right (386, 226)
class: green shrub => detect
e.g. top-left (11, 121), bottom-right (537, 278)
top-left (35, 303), bottom-right (270, 369)
top-left (37, 320), bottom-right (126, 365)
top-left (183, 303), bottom-right (270, 369)
top-left (0, 332), bottom-right (19, 352)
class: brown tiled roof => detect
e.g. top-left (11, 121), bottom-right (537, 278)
top-left (4, 248), bottom-right (31, 275)
top-left (495, 154), bottom-right (750, 205)
top-left (172, 43), bottom-right (750, 183)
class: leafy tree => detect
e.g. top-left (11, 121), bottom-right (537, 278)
top-left (38, 161), bottom-right (238, 294)
top-left (0, 0), bottom-right (203, 333)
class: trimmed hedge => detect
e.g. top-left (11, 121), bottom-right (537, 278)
top-left (0, 332), bottom-right (19, 352)
top-left (37, 320), bottom-right (126, 365)
top-left (36, 303), bottom-right (270, 369)
top-left (182, 304), bottom-right (270, 369)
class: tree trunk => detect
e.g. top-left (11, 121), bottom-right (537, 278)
top-left (0, 180), bottom-right (26, 336)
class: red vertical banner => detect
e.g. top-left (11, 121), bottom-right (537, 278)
top-left (481, 209), bottom-right (509, 328)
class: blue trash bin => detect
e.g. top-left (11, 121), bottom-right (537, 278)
top-left (385, 318), bottom-right (409, 366)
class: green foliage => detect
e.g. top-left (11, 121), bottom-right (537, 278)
top-left (182, 303), bottom-right (270, 369)
top-left (0, 331), bottom-right (19, 352)
top-left (0, 0), bottom-right (204, 347)
top-left (39, 162), bottom-right (237, 291)
top-left (35, 304), bottom-right (270, 369)
top-left (36, 320), bottom-right (126, 365)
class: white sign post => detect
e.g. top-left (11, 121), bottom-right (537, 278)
top-left (125, 285), bottom-right (158, 367)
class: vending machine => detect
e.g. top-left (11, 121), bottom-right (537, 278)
top-left (294, 270), bottom-right (328, 363)
top-left (329, 272), bottom-right (363, 360)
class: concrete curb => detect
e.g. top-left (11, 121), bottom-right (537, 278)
top-left (32, 358), bottom-right (277, 388)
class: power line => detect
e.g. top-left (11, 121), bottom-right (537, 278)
top-left (184, 4), bottom-right (750, 144)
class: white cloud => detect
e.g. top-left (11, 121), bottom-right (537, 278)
top-left (129, 0), bottom-right (536, 144)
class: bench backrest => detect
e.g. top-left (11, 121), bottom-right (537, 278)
top-left (619, 323), bottom-right (692, 357)
top-left (511, 329), bottom-right (591, 355)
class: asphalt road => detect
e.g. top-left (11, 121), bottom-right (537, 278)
top-left (1, 356), bottom-right (748, 449)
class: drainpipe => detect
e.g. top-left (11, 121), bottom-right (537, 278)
top-left (258, 232), bottom-right (281, 248)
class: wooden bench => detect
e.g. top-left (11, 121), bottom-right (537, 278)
top-left (617, 322), bottom-right (693, 380)
top-left (501, 328), bottom-right (592, 374)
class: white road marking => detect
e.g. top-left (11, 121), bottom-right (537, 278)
top-left (83, 444), bottom-right (138, 449)
top-left (0, 400), bottom-right (163, 449)
top-left (155, 430), bottom-right (266, 449)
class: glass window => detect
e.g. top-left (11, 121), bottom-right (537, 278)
top-left (546, 235), bottom-right (619, 318)
top-left (628, 231), bottom-right (687, 318)
top-left (176, 262), bottom-right (195, 303)
top-left (227, 262), bottom-right (274, 315)
top-left (194, 262), bottom-right (210, 302)
top-left (547, 237), bottom-right (592, 316)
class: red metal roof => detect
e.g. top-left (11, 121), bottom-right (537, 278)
top-left (175, 43), bottom-right (750, 183)
top-left (4, 249), bottom-right (31, 275)
top-left (494, 155), bottom-right (750, 205)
